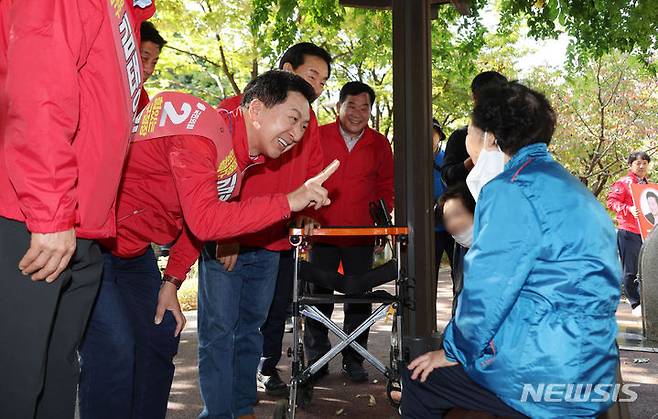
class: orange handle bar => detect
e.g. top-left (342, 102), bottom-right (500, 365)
top-left (289, 226), bottom-right (408, 237)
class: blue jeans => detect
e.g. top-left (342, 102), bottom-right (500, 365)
top-left (198, 246), bottom-right (280, 419)
top-left (79, 248), bottom-right (180, 419)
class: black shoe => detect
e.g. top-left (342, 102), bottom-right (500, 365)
top-left (257, 370), bottom-right (288, 397)
top-left (342, 360), bottom-right (368, 383)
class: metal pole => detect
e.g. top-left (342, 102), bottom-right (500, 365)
top-left (392, 0), bottom-right (436, 338)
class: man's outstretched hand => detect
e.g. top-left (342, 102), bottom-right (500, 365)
top-left (19, 229), bottom-right (76, 282)
top-left (287, 160), bottom-right (340, 212)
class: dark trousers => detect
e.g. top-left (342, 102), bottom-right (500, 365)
top-left (0, 217), bottom-right (102, 419)
top-left (617, 229), bottom-right (642, 307)
top-left (401, 365), bottom-right (526, 419)
top-left (260, 249), bottom-right (295, 375)
top-left (304, 244), bottom-right (374, 364)
top-left (79, 248), bottom-right (180, 419)
top-left (433, 231), bottom-right (454, 303)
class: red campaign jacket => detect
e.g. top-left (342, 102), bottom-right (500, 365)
top-left (607, 171), bottom-right (647, 235)
top-left (218, 94), bottom-right (324, 251)
top-left (0, 0), bottom-right (154, 238)
top-left (101, 92), bottom-right (291, 280)
top-left (316, 120), bottom-right (394, 246)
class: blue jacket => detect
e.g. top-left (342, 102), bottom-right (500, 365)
top-left (443, 143), bottom-right (621, 418)
top-left (434, 151), bottom-right (447, 232)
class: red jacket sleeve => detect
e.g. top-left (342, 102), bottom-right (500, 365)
top-left (163, 224), bottom-right (202, 281)
top-left (305, 114), bottom-right (325, 179)
top-left (607, 179), bottom-right (630, 216)
top-left (167, 136), bottom-right (292, 241)
top-left (297, 115), bottom-right (325, 221)
top-left (4, 0), bottom-right (83, 233)
top-left (376, 137), bottom-right (395, 214)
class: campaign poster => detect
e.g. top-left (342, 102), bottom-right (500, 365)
top-left (630, 183), bottom-right (658, 241)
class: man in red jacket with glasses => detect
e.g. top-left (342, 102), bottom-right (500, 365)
top-left (305, 81), bottom-right (394, 383)
top-left (0, 0), bottom-right (154, 418)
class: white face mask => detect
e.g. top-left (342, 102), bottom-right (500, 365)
top-left (452, 224), bottom-right (474, 248)
top-left (466, 132), bottom-right (506, 201)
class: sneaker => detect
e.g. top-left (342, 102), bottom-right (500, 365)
top-left (257, 370), bottom-right (288, 397)
top-left (632, 305), bottom-right (642, 318)
top-left (342, 360), bottom-right (368, 383)
top-left (285, 317), bottom-right (293, 334)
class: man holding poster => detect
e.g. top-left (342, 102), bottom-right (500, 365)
top-left (630, 185), bottom-right (658, 237)
top-left (607, 151), bottom-right (652, 317)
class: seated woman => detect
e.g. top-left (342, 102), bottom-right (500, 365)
top-left (401, 82), bottom-right (621, 419)
top-left (437, 183), bottom-right (476, 315)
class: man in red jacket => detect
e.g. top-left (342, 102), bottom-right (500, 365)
top-left (197, 43), bottom-right (331, 416)
top-left (78, 70), bottom-right (338, 419)
top-left (137, 20), bottom-right (167, 111)
top-left (607, 151), bottom-right (651, 317)
top-left (0, 0), bottom-right (154, 418)
top-left (305, 81), bottom-right (394, 383)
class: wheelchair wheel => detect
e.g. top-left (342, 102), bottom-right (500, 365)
top-left (295, 383), bottom-right (314, 408)
top-left (272, 400), bottom-right (289, 419)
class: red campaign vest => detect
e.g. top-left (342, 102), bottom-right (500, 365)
top-left (107, 0), bottom-right (143, 120)
top-left (133, 91), bottom-right (242, 201)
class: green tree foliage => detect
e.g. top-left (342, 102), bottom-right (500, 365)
top-left (528, 52), bottom-right (658, 199)
top-left (148, 1), bottom-right (658, 199)
top-left (499, 0), bottom-right (658, 68)
top-left (150, 0), bottom-right (500, 133)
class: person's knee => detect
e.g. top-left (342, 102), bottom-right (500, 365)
top-left (83, 329), bottom-right (135, 366)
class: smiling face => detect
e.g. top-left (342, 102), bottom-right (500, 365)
top-left (248, 91), bottom-right (310, 159)
top-left (338, 92), bottom-right (371, 136)
top-left (630, 158), bottom-right (649, 179)
top-left (140, 40), bottom-right (161, 82)
top-left (283, 55), bottom-right (329, 101)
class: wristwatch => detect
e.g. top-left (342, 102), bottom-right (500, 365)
top-left (162, 274), bottom-right (183, 290)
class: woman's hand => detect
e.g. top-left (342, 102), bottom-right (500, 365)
top-left (408, 349), bottom-right (458, 383)
top-left (155, 281), bottom-right (186, 337)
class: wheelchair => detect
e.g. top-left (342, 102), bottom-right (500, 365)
top-left (273, 223), bottom-right (409, 419)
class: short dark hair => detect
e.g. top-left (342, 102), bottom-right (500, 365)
top-left (437, 183), bottom-right (476, 221)
top-left (279, 42), bottom-right (333, 78)
top-left (647, 191), bottom-right (658, 202)
top-left (433, 118), bottom-right (446, 142)
top-left (471, 81), bottom-right (557, 156)
top-left (628, 151), bottom-right (651, 165)
top-left (339, 81), bottom-right (376, 106)
top-left (241, 70), bottom-right (315, 108)
top-left (141, 21), bottom-right (167, 50)
top-left (471, 71), bottom-right (508, 102)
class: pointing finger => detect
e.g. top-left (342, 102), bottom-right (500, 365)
top-left (307, 159), bottom-right (340, 186)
